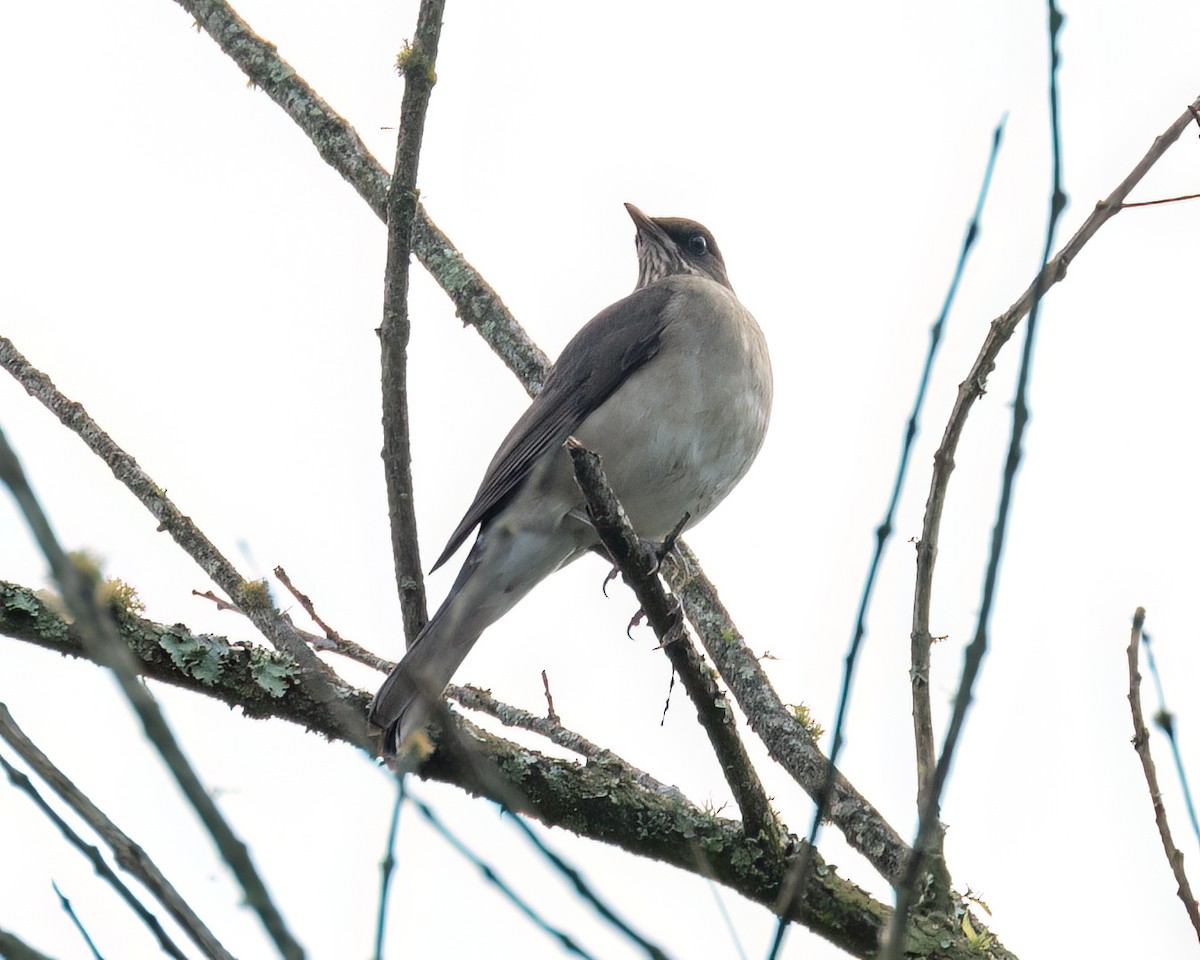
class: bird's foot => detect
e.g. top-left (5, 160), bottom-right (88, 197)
top-left (647, 511), bottom-right (690, 575)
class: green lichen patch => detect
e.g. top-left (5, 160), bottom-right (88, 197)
top-left (158, 627), bottom-right (228, 685)
top-left (248, 647), bottom-right (298, 697)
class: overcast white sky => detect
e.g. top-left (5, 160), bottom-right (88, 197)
top-left (3, 1), bottom-right (1200, 958)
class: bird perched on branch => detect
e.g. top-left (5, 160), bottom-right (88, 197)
top-left (369, 203), bottom-right (772, 754)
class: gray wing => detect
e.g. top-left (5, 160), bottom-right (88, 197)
top-left (431, 281), bottom-right (678, 571)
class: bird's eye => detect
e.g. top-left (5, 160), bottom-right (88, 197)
top-left (686, 234), bottom-right (708, 256)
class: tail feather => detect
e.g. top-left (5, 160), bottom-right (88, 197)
top-left (368, 512), bottom-right (593, 755)
top-left (368, 600), bottom-right (481, 755)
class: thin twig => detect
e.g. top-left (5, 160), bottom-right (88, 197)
top-left (373, 775), bottom-right (405, 960)
top-left (566, 439), bottom-right (781, 852)
top-left (407, 789), bottom-right (598, 959)
top-left (51, 882), bottom-right (102, 960)
top-left (191, 588), bottom-right (239, 612)
top-left (770, 116), bottom-right (1006, 957)
top-left (447, 683), bottom-right (689, 804)
top-left (904, 119), bottom-right (1006, 876)
top-left (1142, 628), bottom-right (1200, 849)
top-left (379, 0), bottom-right (444, 644)
top-left (1128, 608), bottom-right (1200, 941)
top-left (0, 705), bottom-right (234, 960)
top-left (0, 751), bottom-right (190, 960)
top-left (540, 670), bottom-right (558, 722)
top-left (0, 426), bottom-right (306, 960)
top-left (0, 337), bottom-right (368, 750)
top-left (1121, 192), bottom-right (1200, 207)
top-left (273, 566), bottom-right (346, 645)
top-left (503, 812), bottom-right (671, 960)
top-left (273, 566), bottom-right (395, 672)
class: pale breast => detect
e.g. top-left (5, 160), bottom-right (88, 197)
top-left (569, 276), bottom-right (772, 538)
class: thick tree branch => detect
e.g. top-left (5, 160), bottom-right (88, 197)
top-left (379, 0), bottom-right (444, 643)
top-left (1, 580), bottom-right (896, 958)
top-left (1128, 607), bottom-right (1200, 941)
top-left (3, 578), bottom-right (1019, 957)
top-left (1, 580), bottom-right (358, 739)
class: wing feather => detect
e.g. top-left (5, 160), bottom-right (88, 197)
top-left (430, 281), bottom-right (677, 571)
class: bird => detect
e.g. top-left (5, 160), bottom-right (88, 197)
top-left (368, 203), bottom-right (772, 754)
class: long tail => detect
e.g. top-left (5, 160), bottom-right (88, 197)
top-left (368, 628), bottom-right (473, 754)
top-left (367, 521), bottom-right (588, 754)
top-left (368, 556), bottom-right (484, 754)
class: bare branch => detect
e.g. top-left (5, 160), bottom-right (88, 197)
top-left (49, 883), bottom-right (100, 959)
top-left (0, 336), bottom-right (368, 748)
top-left (1, 580), bottom-right (358, 739)
top-left (174, 0), bottom-right (551, 392)
top-left (1128, 607), bottom-right (1200, 941)
top-left (1121, 191), bottom-right (1200, 207)
top-left (373, 777), bottom-right (405, 960)
top-left (909, 88), bottom-right (1200, 892)
top-left (541, 670), bottom-right (559, 722)
top-left (566, 439), bottom-right (781, 852)
top-left (379, 0), bottom-right (445, 643)
top-left (273, 566), bottom-right (395, 672)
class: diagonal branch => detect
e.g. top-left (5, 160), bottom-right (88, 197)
top-left (175, 0), bottom-right (551, 392)
top-left (0, 336), bottom-right (368, 749)
top-left (566, 440), bottom-right (781, 851)
top-left (1128, 607), bottom-right (1200, 942)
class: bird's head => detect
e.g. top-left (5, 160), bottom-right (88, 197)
top-left (625, 203), bottom-right (733, 292)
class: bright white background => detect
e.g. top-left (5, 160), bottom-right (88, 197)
top-left (2, 2), bottom-right (1199, 957)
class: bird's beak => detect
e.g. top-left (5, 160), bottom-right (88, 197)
top-left (624, 202), bottom-right (672, 249)
top-left (624, 202), bottom-right (652, 230)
